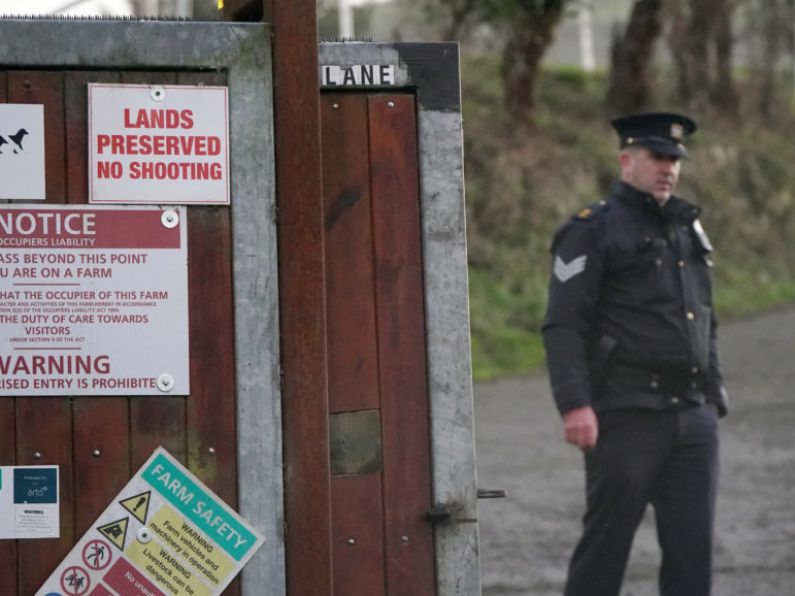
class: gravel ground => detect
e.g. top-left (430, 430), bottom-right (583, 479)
top-left (475, 307), bottom-right (795, 595)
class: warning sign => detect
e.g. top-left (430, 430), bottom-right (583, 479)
top-left (0, 465), bottom-right (60, 539)
top-left (60, 565), bottom-right (91, 595)
top-left (97, 517), bottom-right (129, 551)
top-left (36, 447), bottom-right (265, 596)
top-left (88, 83), bottom-right (230, 205)
top-left (0, 204), bottom-right (189, 396)
top-left (82, 539), bottom-right (113, 571)
top-left (121, 490), bottom-right (152, 524)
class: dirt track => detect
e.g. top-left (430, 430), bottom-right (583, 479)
top-left (475, 307), bottom-right (795, 595)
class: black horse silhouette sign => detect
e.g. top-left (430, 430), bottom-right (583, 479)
top-left (0, 103), bottom-right (45, 200)
top-left (0, 128), bottom-right (29, 154)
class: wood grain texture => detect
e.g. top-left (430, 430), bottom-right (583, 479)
top-left (369, 94), bottom-right (436, 595)
top-left (8, 71), bottom-right (75, 594)
top-left (322, 94), bottom-right (380, 414)
top-left (273, 1), bottom-right (333, 594)
top-left (331, 474), bottom-right (386, 596)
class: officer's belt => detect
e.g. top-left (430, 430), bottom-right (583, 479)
top-left (607, 363), bottom-right (705, 398)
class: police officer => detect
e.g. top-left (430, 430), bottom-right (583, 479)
top-left (542, 112), bottom-right (729, 596)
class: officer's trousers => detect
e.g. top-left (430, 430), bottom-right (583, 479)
top-left (564, 404), bottom-right (719, 596)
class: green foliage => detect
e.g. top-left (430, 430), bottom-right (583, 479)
top-left (477, 0), bottom-right (567, 20)
top-left (463, 58), bottom-right (795, 380)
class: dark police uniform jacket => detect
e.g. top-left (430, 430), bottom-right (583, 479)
top-left (542, 181), bottom-right (729, 417)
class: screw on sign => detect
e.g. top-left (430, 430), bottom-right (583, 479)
top-left (82, 538), bottom-right (113, 571)
top-left (60, 565), bottom-right (91, 596)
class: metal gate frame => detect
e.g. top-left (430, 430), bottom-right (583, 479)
top-left (320, 42), bottom-right (481, 596)
top-left (0, 18), bottom-right (282, 595)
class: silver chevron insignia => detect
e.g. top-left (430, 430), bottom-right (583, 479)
top-left (554, 255), bottom-right (587, 283)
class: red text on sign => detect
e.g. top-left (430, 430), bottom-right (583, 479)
top-left (124, 108), bottom-right (194, 129)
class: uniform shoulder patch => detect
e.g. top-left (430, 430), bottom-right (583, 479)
top-left (572, 200), bottom-right (608, 221)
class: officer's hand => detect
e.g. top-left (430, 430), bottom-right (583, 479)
top-left (562, 406), bottom-right (598, 451)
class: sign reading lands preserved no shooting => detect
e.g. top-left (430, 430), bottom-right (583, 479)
top-left (36, 447), bottom-right (266, 596)
top-left (89, 83), bottom-right (230, 205)
top-left (0, 205), bottom-right (189, 396)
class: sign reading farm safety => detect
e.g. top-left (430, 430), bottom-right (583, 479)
top-left (36, 447), bottom-right (265, 596)
top-left (0, 465), bottom-right (60, 539)
top-left (0, 104), bottom-right (45, 201)
top-left (88, 83), bottom-right (230, 205)
top-left (0, 205), bottom-right (189, 396)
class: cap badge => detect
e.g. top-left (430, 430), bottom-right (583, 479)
top-left (671, 123), bottom-right (684, 140)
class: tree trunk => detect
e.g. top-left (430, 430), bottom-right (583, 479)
top-left (605, 0), bottom-right (664, 116)
top-left (666, 0), bottom-right (692, 104)
top-left (710, 4), bottom-right (739, 115)
top-left (500, 4), bottom-right (564, 126)
top-left (438, 0), bottom-right (479, 40)
top-left (666, 0), bottom-right (738, 116)
top-left (753, 0), bottom-right (783, 121)
top-left (683, 0), bottom-right (712, 113)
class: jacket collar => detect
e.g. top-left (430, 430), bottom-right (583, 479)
top-left (610, 180), bottom-right (701, 223)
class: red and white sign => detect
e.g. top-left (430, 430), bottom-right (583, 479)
top-left (88, 83), bottom-right (230, 205)
top-left (0, 205), bottom-right (189, 396)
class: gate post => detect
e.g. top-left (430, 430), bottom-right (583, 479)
top-left (270, 2), bottom-right (334, 596)
top-left (224, 3), bottom-right (333, 594)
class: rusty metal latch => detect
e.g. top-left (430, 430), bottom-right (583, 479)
top-left (477, 489), bottom-right (507, 499)
top-left (426, 489), bottom-right (507, 523)
top-left (425, 506), bottom-right (453, 523)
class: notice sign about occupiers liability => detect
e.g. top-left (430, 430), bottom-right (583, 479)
top-left (0, 205), bottom-right (189, 396)
top-left (88, 83), bottom-right (230, 205)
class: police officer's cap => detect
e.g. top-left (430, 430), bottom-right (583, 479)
top-left (611, 112), bottom-right (697, 158)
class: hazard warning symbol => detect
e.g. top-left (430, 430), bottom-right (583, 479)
top-left (82, 539), bottom-right (112, 571)
top-left (35, 447), bottom-right (265, 596)
top-left (60, 565), bottom-right (90, 596)
top-left (97, 517), bottom-right (128, 551)
top-left (120, 490), bottom-right (151, 524)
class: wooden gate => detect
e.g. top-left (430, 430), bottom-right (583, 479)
top-left (321, 92), bottom-right (436, 594)
top-left (0, 69), bottom-right (239, 595)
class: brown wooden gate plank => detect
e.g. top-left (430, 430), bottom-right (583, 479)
top-left (185, 205), bottom-right (237, 494)
top-left (368, 94), bottom-right (436, 594)
top-left (273, 1), bottom-right (333, 593)
top-left (120, 72), bottom-right (187, 471)
top-left (322, 94), bottom-right (379, 414)
top-left (331, 474), bottom-right (387, 596)
top-left (64, 71), bottom-right (133, 539)
top-left (0, 387), bottom-right (17, 596)
top-left (322, 92), bottom-right (388, 595)
top-left (8, 70), bottom-right (76, 595)
top-left (15, 400), bottom-right (74, 594)
top-left (0, 65), bottom-right (18, 596)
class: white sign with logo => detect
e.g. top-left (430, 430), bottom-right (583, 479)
top-left (0, 204), bottom-right (189, 396)
top-left (0, 465), bottom-right (60, 539)
top-left (37, 447), bottom-right (265, 596)
top-left (0, 104), bottom-right (45, 201)
top-left (88, 84), bottom-right (230, 205)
